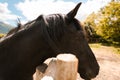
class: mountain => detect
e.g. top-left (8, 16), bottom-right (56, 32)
top-left (0, 22), bottom-right (13, 34)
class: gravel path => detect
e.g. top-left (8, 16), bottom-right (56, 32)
top-left (78, 46), bottom-right (120, 80)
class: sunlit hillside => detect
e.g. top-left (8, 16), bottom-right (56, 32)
top-left (0, 21), bottom-right (13, 34)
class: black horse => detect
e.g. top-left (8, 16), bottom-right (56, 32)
top-left (0, 3), bottom-right (99, 80)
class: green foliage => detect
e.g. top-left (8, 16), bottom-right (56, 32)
top-left (84, 1), bottom-right (120, 43)
top-left (84, 13), bottom-right (101, 43)
top-left (96, 1), bottom-right (120, 42)
top-left (85, 12), bottom-right (97, 29)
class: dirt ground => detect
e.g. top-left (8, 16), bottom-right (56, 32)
top-left (34, 45), bottom-right (120, 80)
top-left (78, 45), bottom-right (120, 80)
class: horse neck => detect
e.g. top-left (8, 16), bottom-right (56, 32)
top-left (0, 25), bottom-right (53, 66)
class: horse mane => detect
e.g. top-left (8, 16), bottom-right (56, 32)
top-left (40, 14), bottom-right (66, 41)
top-left (16, 14), bottom-right (66, 41)
top-left (1, 13), bottom-right (84, 53)
top-left (36, 14), bottom-right (66, 53)
top-left (6, 13), bottom-right (83, 42)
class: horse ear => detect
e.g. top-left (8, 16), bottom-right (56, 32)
top-left (66, 2), bottom-right (82, 23)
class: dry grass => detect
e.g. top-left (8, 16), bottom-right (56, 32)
top-left (89, 43), bottom-right (120, 54)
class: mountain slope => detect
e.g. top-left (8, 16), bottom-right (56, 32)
top-left (0, 22), bottom-right (13, 34)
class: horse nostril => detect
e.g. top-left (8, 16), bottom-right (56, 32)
top-left (87, 64), bottom-right (100, 78)
top-left (96, 65), bottom-right (100, 75)
top-left (79, 66), bottom-right (99, 80)
top-left (94, 64), bottom-right (100, 76)
top-left (85, 68), bottom-right (98, 79)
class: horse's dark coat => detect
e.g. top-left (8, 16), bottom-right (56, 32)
top-left (0, 3), bottom-right (99, 80)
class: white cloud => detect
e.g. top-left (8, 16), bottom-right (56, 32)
top-left (16, 0), bottom-right (75, 20)
top-left (0, 3), bottom-right (10, 13)
top-left (16, 0), bottom-right (111, 22)
top-left (0, 3), bottom-right (18, 24)
top-left (79, 0), bottom-right (111, 21)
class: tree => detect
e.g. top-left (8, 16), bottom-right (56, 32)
top-left (84, 12), bottom-right (101, 43)
top-left (96, 1), bottom-right (120, 42)
top-left (84, 12), bottom-right (97, 29)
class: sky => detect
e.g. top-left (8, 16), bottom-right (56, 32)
top-left (0, 0), bottom-right (111, 26)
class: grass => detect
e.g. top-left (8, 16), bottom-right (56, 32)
top-left (0, 33), bottom-right (5, 38)
top-left (89, 43), bottom-right (120, 54)
top-left (89, 43), bottom-right (101, 48)
top-left (112, 46), bottom-right (120, 54)
top-left (102, 42), bottom-right (120, 54)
